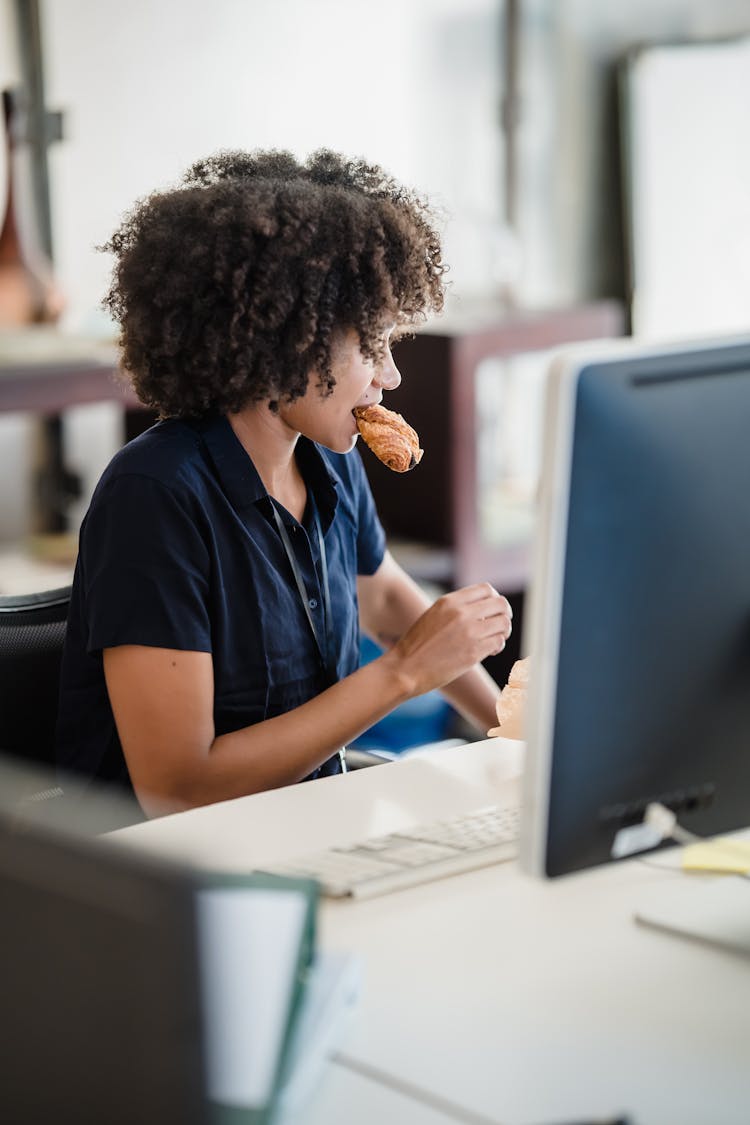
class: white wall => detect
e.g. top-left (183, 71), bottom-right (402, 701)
top-left (516, 0), bottom-right (750, 306)
top-left (41, 0), bottom-right (505, 334)
top-left (36, 0), bottom-right (750, 331)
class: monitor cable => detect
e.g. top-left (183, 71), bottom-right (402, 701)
top-left (638, 802), bottom-right (750, 881)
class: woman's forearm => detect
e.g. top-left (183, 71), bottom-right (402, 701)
top-left (438, 663), bottom-right (500, 736)
top-left (125, 651), bottom-right (413, 816)
top-left (201, 653), bottom-right (412, 802)
top-left (109, 577), bottom-right (511, 816)
top-left (187, 622), bottom-right (501, 810)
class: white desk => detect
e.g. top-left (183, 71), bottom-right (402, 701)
top-left (282, 1059), bottom-right (471, 1125)
top-left (112, 741), bottom-right (750, 1125)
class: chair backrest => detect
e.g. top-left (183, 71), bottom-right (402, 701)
top-left (0, 586), bottom-right (71, 768)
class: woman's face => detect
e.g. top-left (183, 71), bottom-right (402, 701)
top-left (280, 326), bottom-right (402, 453)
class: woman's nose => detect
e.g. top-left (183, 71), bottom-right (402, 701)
top-left (374, 351), bottom-right (402, 391)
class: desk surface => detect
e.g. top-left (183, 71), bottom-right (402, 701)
top-left (113, 741), bottom-right (750, 1125)
top-left (283, 1055), bottom-right (478, 1125)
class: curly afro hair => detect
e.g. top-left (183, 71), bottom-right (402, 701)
top-left (101, 149), bottom-right (446, 418)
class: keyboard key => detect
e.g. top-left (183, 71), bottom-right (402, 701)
top-left (257, 804), bottom-right (520, 899)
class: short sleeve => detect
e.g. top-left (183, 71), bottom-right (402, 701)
top-left (80, 473), bottom-right (212, 655)
top-left (351, 451), bottom-right (386, 576)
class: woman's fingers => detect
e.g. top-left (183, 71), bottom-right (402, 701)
top-left (433, 586), bottom-right (513, 648)
top-left (458, 587), bottom-right (512, 661)
top-left (391, 584), bottom-right (514, 694)
top-left (460, 585), bottom-right (513, 641)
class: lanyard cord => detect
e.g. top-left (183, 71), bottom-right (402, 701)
top-left (271, 500), bottom-right (335, 683)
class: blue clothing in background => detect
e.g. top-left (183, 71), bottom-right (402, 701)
top-left (55, 414), bottom-right (386, 798)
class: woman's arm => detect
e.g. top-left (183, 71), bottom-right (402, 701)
top-left (104, 567), bottom-right (511, 815)
top-left (104, 644), bottom-right (410, 816)
top-left (357, 550), bottom-right (507, 734)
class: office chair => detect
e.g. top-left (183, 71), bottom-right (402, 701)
top-left (0, 585), bottom-right (148, 834)
top-left (0, 585), bottom-right (71, 771)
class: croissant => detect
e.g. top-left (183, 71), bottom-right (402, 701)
top-left (353, 404), bottom-right (423, 473)
top-left (487, 657), bottom-right (530, 741)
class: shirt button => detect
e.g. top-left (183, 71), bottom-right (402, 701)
top-left (309, 598), bottom-right (318, 610)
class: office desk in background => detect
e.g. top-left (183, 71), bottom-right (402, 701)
top-left (112, 741), bottom-right (750, 1125)
top-left (0, 330), bottom-right (134, 415)
top-left (0, 331), bottom-right (144, 586)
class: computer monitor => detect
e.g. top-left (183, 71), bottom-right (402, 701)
top-left (0, 779), bottom-right (209, 1125)
top-left (521, 334), bottom-right (750, 878)
top-left (0, 759), bottom-right (323, 1124)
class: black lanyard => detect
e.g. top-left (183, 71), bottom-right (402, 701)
top-left (271, 499), bottom-right (336, 685)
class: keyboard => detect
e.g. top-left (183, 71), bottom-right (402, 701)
top-left (259, 804), bottom-right (520, 900)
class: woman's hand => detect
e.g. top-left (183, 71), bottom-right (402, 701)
top-left (383, 583), bottom-right (512, 698)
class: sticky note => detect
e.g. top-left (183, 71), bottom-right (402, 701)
top-left (681, 837), bottom-right (750, 875)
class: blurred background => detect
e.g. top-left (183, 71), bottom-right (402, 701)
top-left (2, 0), bottom-right (750, 750)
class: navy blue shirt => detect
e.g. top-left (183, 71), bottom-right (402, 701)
top-left (55, 414), bottom-right (386, 798)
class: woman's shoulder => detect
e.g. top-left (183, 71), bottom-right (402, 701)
top-left (104, 418), bottom-right (204, 484)
top-left (91, 419), bottom-right (209, 511)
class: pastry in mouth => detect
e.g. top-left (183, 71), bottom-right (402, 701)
top-left (353, 404), bottom-right (423, 473)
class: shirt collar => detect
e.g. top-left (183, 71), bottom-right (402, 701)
top-left (194, 414), bottom-right (339, 532)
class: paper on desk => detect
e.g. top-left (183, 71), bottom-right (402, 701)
top-left (681, 837), bottom-right (750, 875)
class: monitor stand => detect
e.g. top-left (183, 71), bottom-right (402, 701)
top-left (634, 877), bottom-right (750, 959)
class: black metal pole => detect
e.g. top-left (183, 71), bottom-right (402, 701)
top-left (14, 0), bottom-right (63, 262)
top-left (500, 0), bottom-right (521, 233)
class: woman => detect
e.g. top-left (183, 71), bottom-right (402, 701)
top-left (56, 149), bottom-right (512, 817)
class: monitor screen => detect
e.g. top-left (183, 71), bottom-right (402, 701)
top-left (521, 335), bottom-right (750, 877)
